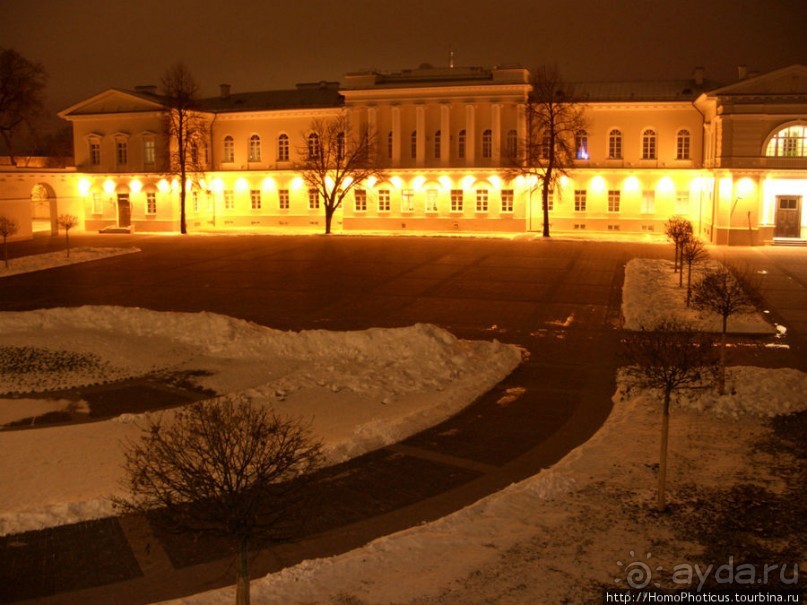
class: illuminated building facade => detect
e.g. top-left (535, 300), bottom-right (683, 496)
top-left (3, 64), bottom-right (805, 244)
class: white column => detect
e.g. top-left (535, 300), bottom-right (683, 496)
top-left (367, 106), bottom-right (377, 157)
top-left (465, 104), bottom-right (476, 166)
top-left (492, 103), bottom-right (502, 164)
top-left (517, 103), bottom-right (526, 163)
top-left (391, 105), bottom-right (401, 166)
top-left (416, 105), bottom-right (426, 165)
top-left (440, 104), bottom-right (451, 165)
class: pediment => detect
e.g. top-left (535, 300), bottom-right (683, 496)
top-left (708, 65), bottom-right (807, 97)
top-left (59, 89), bottom-right (166, 118)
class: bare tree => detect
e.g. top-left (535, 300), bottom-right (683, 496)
top-left (623, 321), bottom-right (717, 512)
top-left (116, 396), bottom-right (323, 605)
top-left (0, 48), bottom-right (47, 166)
top-left (507, 65), bottom-right (587, 238)
top-left (161, 63), bottom-right (209, 235)
top-left (0, 215), bottom-right (19, 268)
top-left (692, 264), bottom-right (762, 394)
top-left (681, 237), bottom-right (708, 306)
top-left (295, 112), bottom-right (385, 234)
top-left (57, 214), bottom-right (78, 258)
top-left (665, 217), bottom-right (693, 275)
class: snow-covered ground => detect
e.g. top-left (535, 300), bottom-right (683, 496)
top-left (0, 246), bottom-right (140, 277)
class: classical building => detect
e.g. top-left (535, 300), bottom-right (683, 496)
top-left (1, 63), bottom-right (805, 244)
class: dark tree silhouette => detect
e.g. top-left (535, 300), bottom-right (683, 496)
top-left (56, 214), bottom-right (78, 257)
top-left (681, 237), bottom-right (709, 305)
top-left (0, 215), bottom-right (19, 268)
top-left (0, 48), bottom-right (46, 165)
top-left (665, 217), bottom-right (693, 276)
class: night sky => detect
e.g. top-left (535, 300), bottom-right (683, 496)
top-left (2, 0), bottom-right (806, 117)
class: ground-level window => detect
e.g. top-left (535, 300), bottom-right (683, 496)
top-left (308, 189), bottom-right (319, 210)
top-left (278, 189), bottom-right (290, 210)
top-left (501, 189), bottom-right (514, 213)
top-left (641, 190), bottom-right (655, 214)
top-left (402, 189), bottom-right (415, 212)
top-left (354, 189), bottom-right (367, 212)
top-left (608, 190), bottom-right (621, 213)
top-left (425, 189), bottom-right (438, 213)
top-left (146, 192), bottom-right (157, 215)
top-left (250, 189), bottom-right (262, 210)
top-left (378, 189), bottom-right (391, 212)
top-left (92, 192), bottom-right (103, 214)
top-left (224, 190), bottom-right (234, 210)
top-left (476, 189), bottom-right (489, 212)
top-left (574, 189), bottom-right (587, 212)
top-left (192, 190), bottom-right (200, 212)
top-left (675, 191), bottom-right (690, 214)
top-left (451, 189), bottom-right (463, 212)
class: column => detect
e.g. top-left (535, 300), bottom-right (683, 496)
top-left (465, 104), bottom-right (476, 166)
top-left (416, 105), bottom-right (426, 166)
top-left (440, 104), bottom-right (451, 166)
top-left (492, 103), bottom-right (502, 164)
top-left (517, 104), bottom-right (526, 163)
top-left (367, 106), bottom-right (377, 157)
top-left (391, 105), bottom-right (401, 166)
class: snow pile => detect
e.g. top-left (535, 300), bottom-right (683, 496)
top-left (622, 258), bottom-right (773, 333)
top-left (0, 246), bottom-right (140, 278)
top-left (0, 307), bottom-right (522, 536)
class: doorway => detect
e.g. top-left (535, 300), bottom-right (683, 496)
top-left (774, 197), bottom-right (801, 238)
top-left (117, 194), bottom-right (131, 228)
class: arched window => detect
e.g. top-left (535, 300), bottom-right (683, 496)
top-left (307, 133), bottom-right (320, 159)
top-left (249, 134), bottom-right (261, 162)
top-left (387, 131), bottom-right (393, 159)
top-left (608, 129), bottom-right (622, 159)
top-left (223, 136), bottom-right (234, 163)
top-left (676, 129), bottom-right (691, 160)
top-left (336, 131), bottom-right (345, 158)
top-left (765, 123), bottom-right (807, 157)
top-left (506, 129), bottom-right (518, 158)
top-left (482, 129), bottom-right (492, 158)
top-left (458, 129), bottom-right (466, 159)
top-left (434, 130), bottom-right (441, 159)
top-left (277, 134), bottom-right (289, 161)
top-left (575, 130), bottom-right (589, 160)
top-left (642, 129), bottom-right (657, 160)
top-left (410, 130), bottom-right (417, 159)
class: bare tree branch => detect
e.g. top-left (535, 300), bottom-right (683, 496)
top-left (0, 48), bottom-right (47, 166)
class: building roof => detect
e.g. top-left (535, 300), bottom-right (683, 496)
top-left (572, 79), bottom-right (720, 102)
top-left (344, 65), bottom-right (530, 90)
top-left (199, 83), bottom-right (344, 113)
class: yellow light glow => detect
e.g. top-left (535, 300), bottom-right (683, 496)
top-left (235, 177), bottom-right (249, 192)
top-left (438, 176), bottom-right (453, 190)
top-left (737, 177), bottom-right (755, 197)
top-left (590, 176), bottom-right (606, 192)
top-left (291, 177), bottom-right (304, 190)
top-left (78, 179), bottom-right (92, 196)
top-left (325, 176), bottom-right (335, 190)
top-left (390, 176), bottom-right (403, 189)
top-left (185, 179), bottom-right (193, 191)
top-left (103, 179), bottom-right (116, 194)
top-left (559, 175), bottom-right (569, 187)
top-left (211, 178), bottom-right (224, 193)
top-left (158, 179), bottom-right (170, 193)
top-left (262, 177), bottom-right (276, 191)
top-left (657, 177), bottom-right (674, 193)
top-left (129, 179), bottom-right (142, 194)
top-left (624, 176), bottom-right (640, 192)
top-left (343, 176), bottom-right (354, 188)
top-left (199, 179), bottom-right (207, 191)
top-left (488, 175), bottom-right (502, 189)
top-left (365, 176), bottom-right (377, 189)
top-left (461, 175), bottom-right (475, 189)
top-left (171, 179), bottom-right (180, 191)
top-left (412, 176), bottom-right (425, 190)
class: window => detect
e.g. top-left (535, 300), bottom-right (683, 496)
top-left (116, 140), bottom-right (128, 165)
top-left (641, 190), bottom-right (655, 214)
top-left (574, 189), bottom-right (587, 212)
top-left (143, 138), bottom-right (156, 166)
top-left (378, 189), bottom-right (391, 212)
top-left (250, 189), bottom-right (262, 210)
top-left (192, 190), bottom-right (199, 212)
top-left (642, 129), bottom-right (657, 160)
top-left (675, 191), bottom-right (690, 214)
top-left (482, 129), bottom-right (492, 159)
top-left (277, 134), bottom-right (289, 161)
top-left (91, 192), bottom-right (103, 214)
top-left (501, 189), bottom-right (514, 213)
top-left (354, 189), bottom-right (367, 212)
top-left (402, 189), bottom-right (415, 212)
top-left (89, 140), bottom-right (101, 165)
top-left (224, 190), bottom-right (234, 209)
top-left (458, 130), bottom-right (466, 159)
top-left (476, 190), bottom-right (489, 212)
top-left (207, 192), bottom-right (213, 212)
top-left (608, 190), bottom-right (621, 213)
top-left (608, 129), bottom-right (622, 159)
top-left (249, 135), bottom-right (261, 162)
top-left (451, 189), bottom-right (463, 212)
top-left (307, 133), bottom-right (320, 159)
top-left (765, 124), bottom-right (807, 157)
top-left (575, 130), bottom-right (589, 160)
top-left (387, 131), bottom-right (393, 159)
top-left (146, 192), bottom-right (156, 214)
top-left (278, 189), bottom-right (290, 210)
top-left (223, 136), bottom-right (234, 163)
top-left (336, 131), bottom-right (345, 158)
top-left (425, 189), bottom-right (438, 213)
top-left (676, 129), bottom-right (691, 160)
top-left (506, 130), bottom-right (518, 158)
top-left (308, 188), bottom-right (320, 209)
top-left (410, 131), bottom-right (417, 159)
top-left (547, 189), bottom-right (555, 211)
top-left (540, 134), bottom-right (551, 159)
top-left (434, 130), bottom-right (441, 159)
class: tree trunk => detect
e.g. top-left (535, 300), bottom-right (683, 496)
top-left (65, 230), bottom-right (70, 258)
top-left (718, 318), bottom-right (728, 395)
top-left (657, 392), bottom-right (671, 512)
top-left (686, 261), bottom-right (693, 306)
top-left (541, 175), bottom-right (551, 238)
top-left (236, 537), bottom-right (250, 605)
top-left (678, 257), bottom-right (684, 287)
top-left (180, 185), bottom-right (187, 234)
top-left (3, 237), bottom-right (8, 268)
top-left (324, 206), bottom-right (333, 235)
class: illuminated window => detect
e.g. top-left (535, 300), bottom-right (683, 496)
top-left (277, 134), bottom-right (289, 161)
top-left (765, 124), bottom-right (807, 157)
top-left (451, 189), bottom-right (463, 212)
top-left (308, 188), bottom-right (320, 209)
top-left (641, 190), bottom-right (655, 214)
top-left (250, 189), bottom-right (262, 210)
top-left (575, 131), bottom-right (588, 160)
top-left (608, 129), bottom-right (622, 159)
top-left (91, 192), bottom-right (103, 214)
top-left (675, 191), bottom-right (690, 214)
top-left (476, 190), bottom-right (489, 212)
top-left (540, 134), bottom-right (551, 159)
top-left (224, 190), bottom-right (234, 209)
top-left (143, 138), bottom-right (156, 167)
top-left (402, 189), bottom-right (415, 212)
top-left (337, 131), bottom-right (346, 158)
top-left (574, 189), bottom-right (587, 212)
top-left (278, 189), bottom-right (290, 210)
top-left (89, 140), bottom-right (101, 166)
top-left (506, 130), bottom-right (518, 158)
top-left (547, 189), bottom-right (555, 211)
top-left (307, 133), bottom-right (320, 159)
top-left (378, 189), bottom-right (391, 212)
top-left (192, 190), bottom-right (200, 212)
top-left (458, 130), bottom-right (466, 159)
top-left (249, 135), bottom-right (261, 162)
top-left (410, 131), bottom-right (417, 159)
top-left (116, 140), bottom-right (128, 165)
top-left (608, 190), bottom-right (621, 212)
top-left (676, 130), bottom-right (691, 160)
top-left (482, 129), bottom-right (492, 159)
top-left (501, 189), bottom-right (514, 213)
top-left (434, 130), bottom-right (441, 159)
top-left (223, 136), bottom-right (234, 163)
top-left (387, 131), bottom-right (393, 159)
top-left (642, 129), bottom-right (657, 160)
top-left (425, 189), bottom-right (438, 212)
top-left (354, 189), bottom-right (367, 212)
top-left (146, 192), bottom-right (156, 214)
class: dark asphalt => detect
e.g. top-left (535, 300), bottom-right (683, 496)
top-left (1, 233), bottom-right (804, 604)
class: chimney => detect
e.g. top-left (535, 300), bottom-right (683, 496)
top-left (692, 67), bottom-right (704, 86)
top-left (737, 65), bottom-right (748, 80)
top-left (220, 83), bottom-right (231, 98)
